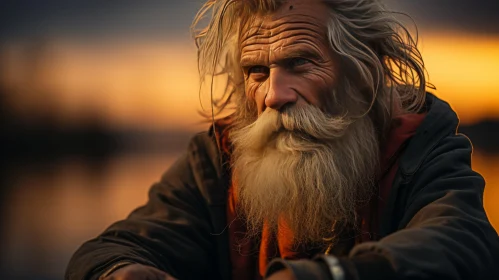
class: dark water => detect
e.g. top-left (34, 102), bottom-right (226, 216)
top-left (0, 151), bottom-right (498, 280)
top-left (0, 152), bottom-right (180, 280)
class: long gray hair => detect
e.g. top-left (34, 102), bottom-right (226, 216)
top-left (191, 0), bottom-right (430, 136)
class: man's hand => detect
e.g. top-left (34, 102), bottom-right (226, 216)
top-left (266, 269), bottom-right (296, 280)
top-left (101, 264), bottom-right (177, 280)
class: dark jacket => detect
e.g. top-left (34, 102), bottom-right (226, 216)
top-left (65, 94), bottom-right (499, 280)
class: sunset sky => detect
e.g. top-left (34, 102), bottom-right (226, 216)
top-left (0, 0), bottom-right (498, 130)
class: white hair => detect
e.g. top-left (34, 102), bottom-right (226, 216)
top-left (191, 0), bottom-right (430, 136)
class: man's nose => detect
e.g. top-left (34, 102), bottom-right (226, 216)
top-left (264, 68), bottom-right (298, 110)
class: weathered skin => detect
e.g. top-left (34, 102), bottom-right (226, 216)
top-left (239, 0), bottom-right (340, 115)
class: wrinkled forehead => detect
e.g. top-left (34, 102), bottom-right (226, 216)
top-left (239, 0), bottom-right (331, 45)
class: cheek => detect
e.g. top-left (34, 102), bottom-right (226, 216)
top-left (298, 66), bottom-right (338, 106)
top-left (313, 58), bottom-right (340, 89)
top-left (245, 81), bottom-right (267, 113)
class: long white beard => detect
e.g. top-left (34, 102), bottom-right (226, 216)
top-left (230, 104), bottom-right (380, 244)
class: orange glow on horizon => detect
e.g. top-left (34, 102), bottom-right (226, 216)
top-left (420, 32), bottom-right (499, 124)
top-left (1, 32), bottom-right (498, 129)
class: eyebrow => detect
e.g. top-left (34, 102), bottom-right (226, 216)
top-left (240, 48), bottom-right (323, 67)
top-left (280, 49), bottom-right (322, 61)
top-left (240, 56), bottom-right (263, 68)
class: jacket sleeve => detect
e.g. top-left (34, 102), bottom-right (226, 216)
top-left (65, 143), bottom-right (218, 280)
top-left (344, 133), bottom-right (499, 279)
top-left (267, 134), bottom-right (499, 280)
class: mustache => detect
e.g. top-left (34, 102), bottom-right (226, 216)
top-left (244, 104), bottom-right (353, 147)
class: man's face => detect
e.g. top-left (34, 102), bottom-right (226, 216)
top-left (231, 0), bottom-right (380, 245)
top-left (239, 0), bottom-right (339, 115)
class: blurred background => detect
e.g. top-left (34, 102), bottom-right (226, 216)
top-left (0, 0), bottom-right (498, 279)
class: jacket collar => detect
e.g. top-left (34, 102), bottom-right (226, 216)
top-left (399, 92), bottom-right (460, 177)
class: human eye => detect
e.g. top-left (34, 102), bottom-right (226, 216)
top-left (248, 65), bottom-right (270, 75)
top-left (288, 57), bottom-right (311, 68)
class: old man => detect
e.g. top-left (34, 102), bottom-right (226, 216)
top-left (66, 0), bottom-right (499, 279)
